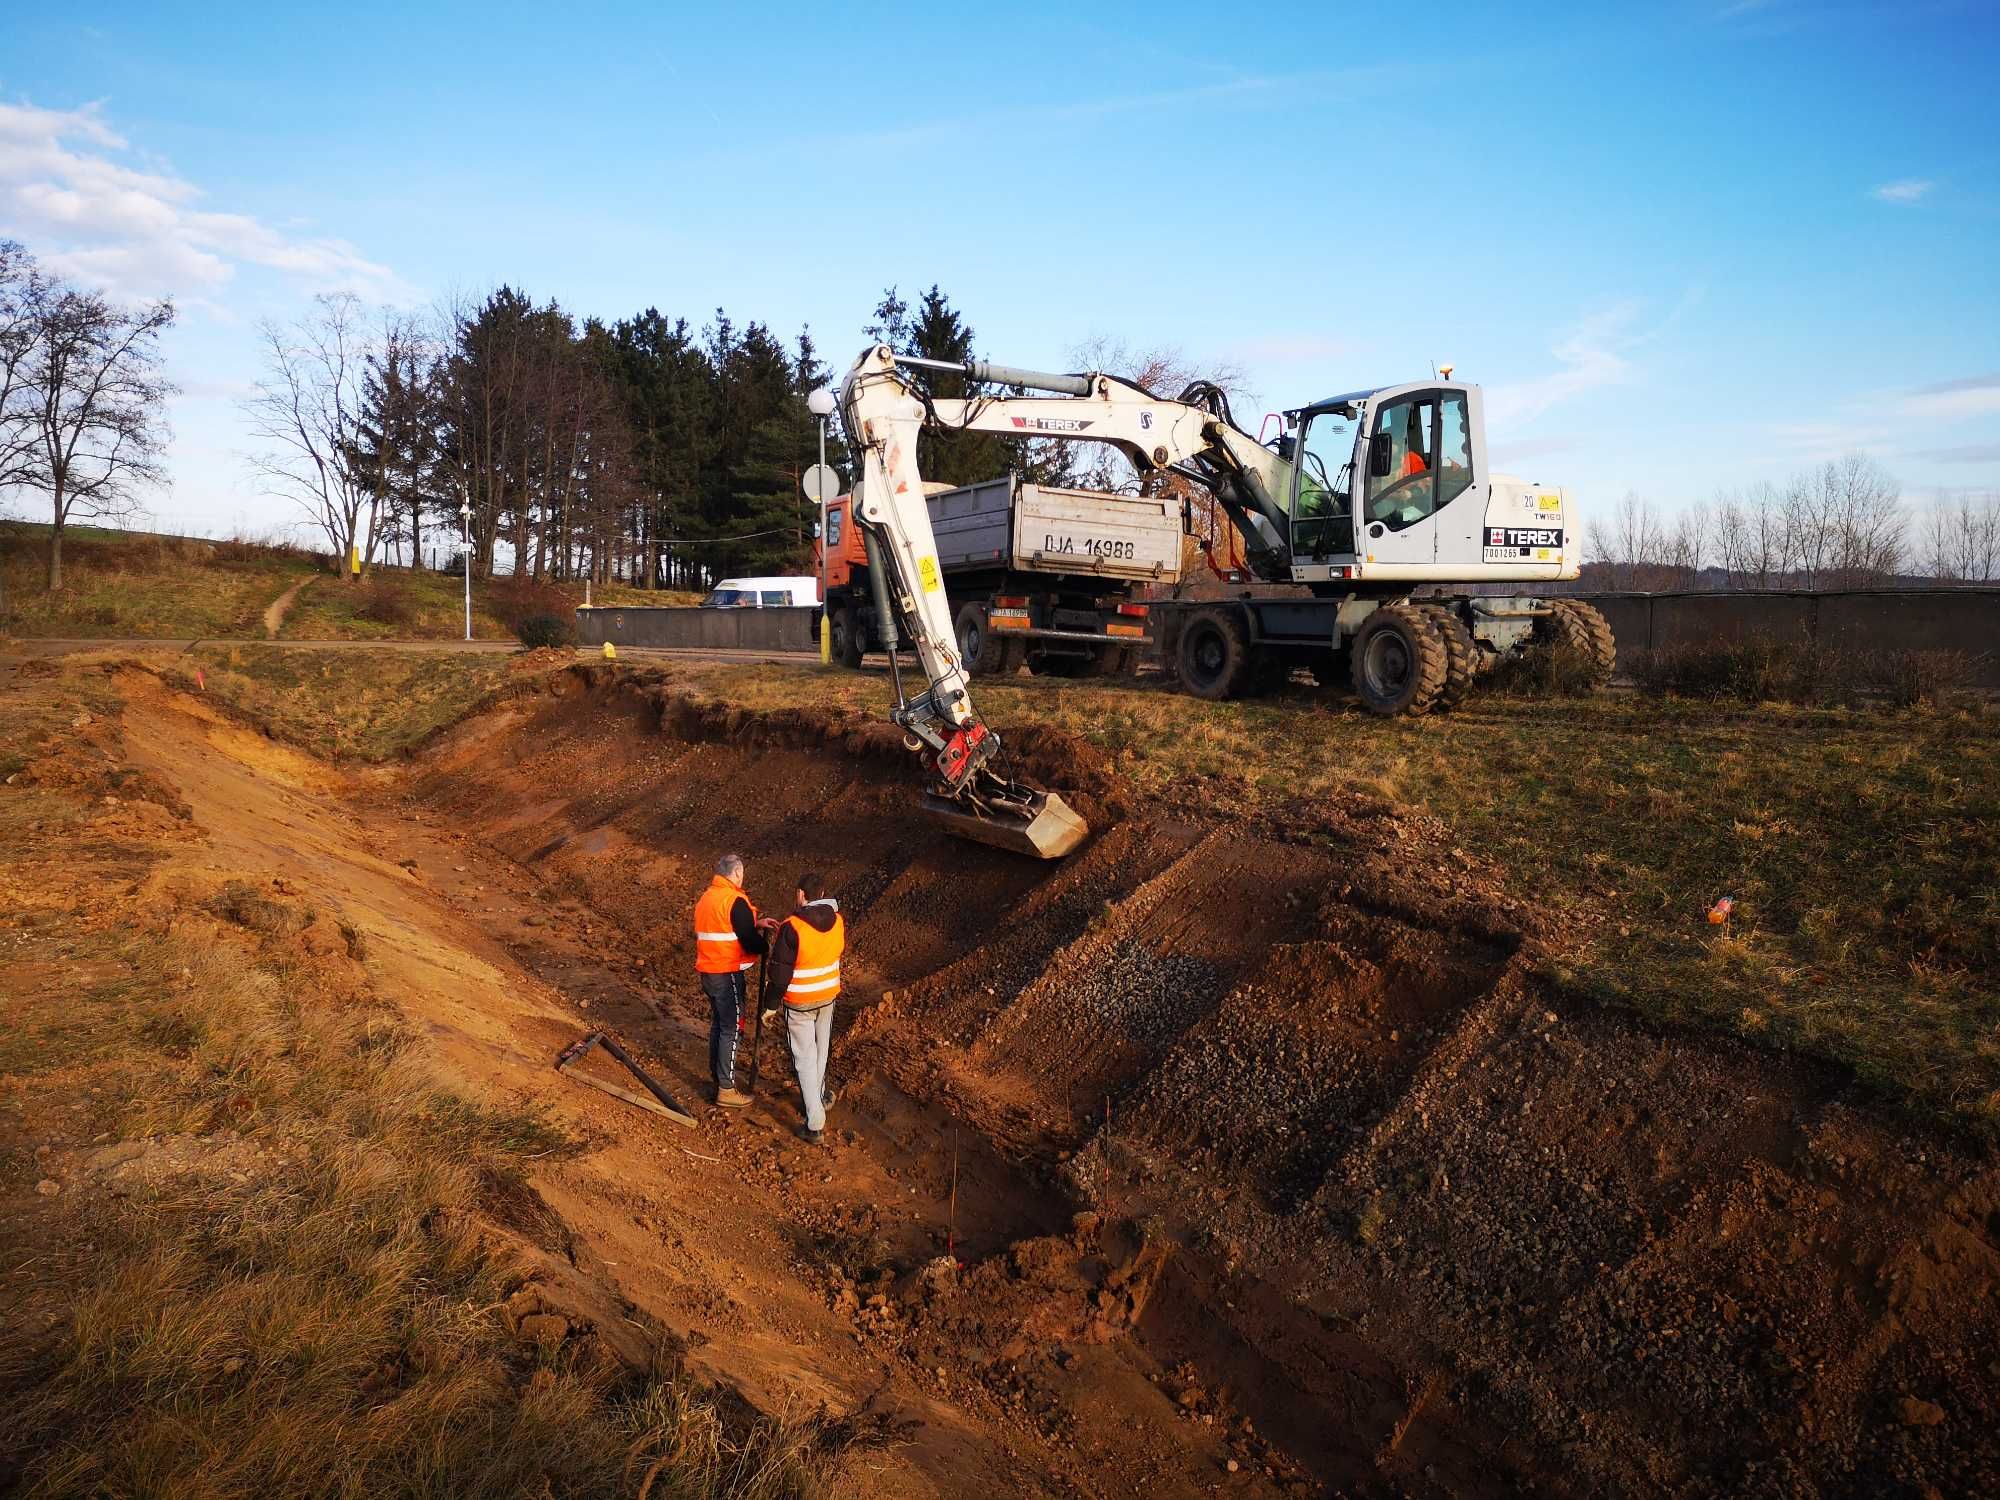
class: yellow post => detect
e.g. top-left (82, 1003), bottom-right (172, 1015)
top-left (820, 610), bottom-right (831, 666)
top-left (350, 544), bottom-right (360, 576)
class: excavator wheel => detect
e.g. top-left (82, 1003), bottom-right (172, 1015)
top-left (1175, 606), bottom-right (1254, 700)
top-left (1541, 600), bottom-right (1618, 689)
top-left (955, 602), bottom-right (1009, 676)
top-left (1418, 604), bottom-right (1477, 711)
top-left (1349, 604), bottom-right (1448, 717)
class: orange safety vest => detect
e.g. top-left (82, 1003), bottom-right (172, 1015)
top-left (781, 909), bottom-right (845, 1008)
top-left (693, 876), bottom-right (758, 974)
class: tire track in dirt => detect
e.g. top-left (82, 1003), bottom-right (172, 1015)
top-left (261, 574), bottom-right (315, 637)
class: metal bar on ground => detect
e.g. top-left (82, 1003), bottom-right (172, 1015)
top-left (554, 1030), bottom-right (697, 1128)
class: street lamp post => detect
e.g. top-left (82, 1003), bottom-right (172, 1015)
top-left (806, 386), bottom-right (837, 666)
top-left (459, 495), bottom-right (473, 643)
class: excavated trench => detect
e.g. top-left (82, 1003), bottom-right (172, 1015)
top-left (403, 665), bottom-right (2000, 1498)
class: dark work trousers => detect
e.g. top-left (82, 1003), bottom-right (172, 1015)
top-left (700, 969), bottom-right (747, 1090)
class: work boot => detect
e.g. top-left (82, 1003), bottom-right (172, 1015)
top-left (715, 1087), bottom-right (752, 1109)
top-left (795, 1124), bottom-right (823, 1145)
top-left (821, 1083), bottom-right (838, 1109)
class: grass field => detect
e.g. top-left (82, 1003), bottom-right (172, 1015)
top-left (178, 645), bottom-right (529, 760)
top-left (0, 521), bottom-right (699, 641)
top-left (672, 661), bottom-right (2000, 1140)
top-left (0, 523), bottom-right (318, 639)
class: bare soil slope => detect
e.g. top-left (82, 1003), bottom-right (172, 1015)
top-left (10, 657), bottom-right (1994, 1496)
top-left (391, 665), bottom-right (1998, 1497)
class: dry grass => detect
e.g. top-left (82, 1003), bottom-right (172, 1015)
top-left (0, 670), bottom-right (833, 1498)
top-left (672, 660), bottom-right (2000, 1137)
top-left (1, 519), bottom-right (676, 642)
top-left (173, 646), bottom-right (529, 761)
top-left (1, 926), bottom-right (828, 1499)
top-left (1, 521), bottom-right (318, 639)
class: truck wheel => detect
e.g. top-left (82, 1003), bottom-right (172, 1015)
top-left (832, 605), bottom-right (864, 669)
top-left (1542, 600), bottom-right (1617, 687)
top-left (1418, 604), bottom-right (1476, 711)
top-left (1349, 604), bottom-right (1447, 716)
top-left (954, 601), bottom-right (1007, 676)
top-left (1176, 606), bottom-right (1254, 700)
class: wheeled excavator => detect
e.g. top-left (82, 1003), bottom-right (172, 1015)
top-left (835, 342), bottom-right (1608, 859)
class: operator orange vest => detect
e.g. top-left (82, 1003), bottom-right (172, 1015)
top-left (781, 910), bottom-right (845, 1008)
top-left (693, 876), bottom-right (758, 974)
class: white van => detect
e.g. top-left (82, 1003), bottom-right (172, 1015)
top-left (698, 575), bottom-right (820, 609)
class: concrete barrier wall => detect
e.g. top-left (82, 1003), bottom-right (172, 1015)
top-left (576, 605), bottom-right (819, 652)
top-left (1577, 589), bottom-right (2000, 688)
top-left (578, 593), bottom-right (2000, 687)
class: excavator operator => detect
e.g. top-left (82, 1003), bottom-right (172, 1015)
top-left (1400, 404), bottom-right (1430, 478)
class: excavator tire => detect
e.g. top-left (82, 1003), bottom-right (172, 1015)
top-left (955, 602), bottom-right (1008, 676)
top-left (832, 605), bottom-right (864, 669)
top-left (1543, 600), bottom-right (1617, 688)
top-left (1349, 604), bottom-right (1448, 716)
top-left (1175, 606), bottom-right (1255, 700)
top-left (1418, 604), bottom-right (1477, 711)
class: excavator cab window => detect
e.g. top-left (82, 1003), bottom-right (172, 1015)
top-left (1290, 406), bottom-right (1357, 559)
top-left (1364, 396), bottom-right (1440, 530)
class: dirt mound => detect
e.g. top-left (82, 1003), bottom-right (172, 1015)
top-left (390, 663), bottom-right (2000, 1497)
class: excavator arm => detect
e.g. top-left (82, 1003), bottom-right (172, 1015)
top-left (835, 343), bottom-right (1294, 858)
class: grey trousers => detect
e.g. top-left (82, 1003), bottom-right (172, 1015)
top-left (784, 1002), bottom-right (835, 1132)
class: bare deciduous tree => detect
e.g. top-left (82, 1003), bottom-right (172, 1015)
top-left (1919, 490), bottom-right (2000, 583)
top-left (0, 240), bottom-right (47, 497)
top-left (21, 278), bottom-right (176, 588)
top-left (242, 292), bottom-right (375, 580)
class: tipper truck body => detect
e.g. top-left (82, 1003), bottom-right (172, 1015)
top-left (816, 472), bottom-right (1180, 677)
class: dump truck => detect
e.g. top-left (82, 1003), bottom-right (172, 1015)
top-left (815, 472), bottom-right (1179, 679)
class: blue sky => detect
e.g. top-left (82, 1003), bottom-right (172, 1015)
top-left (2, 0), bottom-right (1995, 538)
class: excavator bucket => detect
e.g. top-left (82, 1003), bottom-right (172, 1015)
top-left (920, 788), bottom-right (1089, 860)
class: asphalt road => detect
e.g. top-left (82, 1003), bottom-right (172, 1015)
top-left (0, 638), bottom-right (827, 668)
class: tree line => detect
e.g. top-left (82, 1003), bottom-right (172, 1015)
top-left (240, 281), bottom-right (1100, 589)
top-left (1583, 455), bottom-right (2000, 591)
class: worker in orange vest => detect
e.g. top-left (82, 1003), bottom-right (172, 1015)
top-left (762, 870), bottom-right (845, 1144)
top-left (692, 852), bottom-right (773, 1108)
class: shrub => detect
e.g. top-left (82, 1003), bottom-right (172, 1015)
top-left (490, 575), bottom-right (577, 633)
top-left (515, 612), bottom-right (575, 650)
top-left (1862, 646), bottom-right (1981, 709)
top-left (353, 579), bottom-right (415, 627)
top-left (1479, 643), bottom-right (1603, 699)
top-left (1630, 635), bottom-right (1983, 709)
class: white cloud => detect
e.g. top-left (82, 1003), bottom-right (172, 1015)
top-left (1485, 306), bottom-right (1639, 428)
top-left (0, 96), bottom-right (403, 301)
top-left (1872, 178), bottom-right (1934, 205)
top-left (1901, 372), bottom-right (2000, 422)
top-left (1485, 286), bottom-right (1706, 431)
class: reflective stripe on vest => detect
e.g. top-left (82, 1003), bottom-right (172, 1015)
top-left (782, 911), bottom-right (845, 1007)
top-left (693, 877), bottom-right (757, 973)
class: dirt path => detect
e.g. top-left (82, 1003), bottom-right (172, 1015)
top-left (260, 576), bottom-right (316, 638)
top-left (70, 663), bottom-right (2000, 1497)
